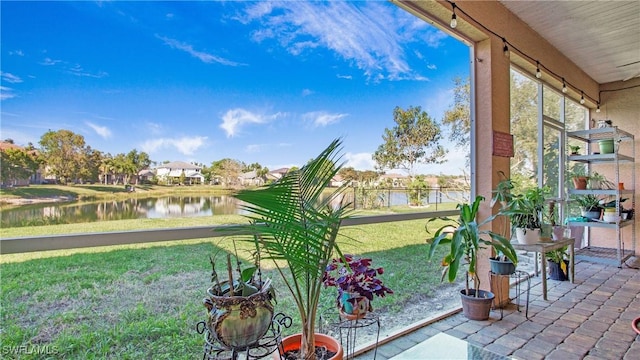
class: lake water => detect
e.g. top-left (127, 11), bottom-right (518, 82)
top-left (1, 189), bottom-right (469, 228)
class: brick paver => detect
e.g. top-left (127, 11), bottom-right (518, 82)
top-left (355, 260), bottom-right (640, 359)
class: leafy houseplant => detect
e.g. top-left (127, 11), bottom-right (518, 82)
top-left (545, 246), bottom-right (569, 281)
top-left (218, 139), bottom-right (350, 360)
top-left (426, 195), bottom-right (518, 320)
top-left (500, 186), bottom-right (547, 244)
top-left (567, 164), bottom-right (588, 190)
top-left (569, 145), bottom-right (580, 155)
top-left (323, 255), bottom-right (393, 319)
top-left (572, 194), bottom-right (602, 220)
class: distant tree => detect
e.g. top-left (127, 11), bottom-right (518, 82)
top-left (126, 149), bottom-right (151, 184)
top-left (38, 129), bottom-right (87, 184)
top-left (373, 105), bottom-right (447, 177)
top-left (338, 167), bottom-right (358, 184)
top-left (77, 147), bottom-right (103, 183)
top-left (407, 175), bottom-right (429, 206)
top-left (179, 170), bottom-right (186, 185)
top-left (210, 158), bottom-right (243, 186)
top-left (0, 147), bottom-right (41, 185)
top-left (99, 155), bottom-right (114, 185)
top-left (442, 77), bottom-right (471, 150)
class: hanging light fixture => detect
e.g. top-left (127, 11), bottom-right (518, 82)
top-left (580, 91), bottom-right (585, 104)
top-left (535, 61), bottom-right (542, 79)
top-left (596, 102), bottom-right (601, 113)
top-left (562, 78), bottom-right (568, 93)
top-left (502, 38), bottom-right (509, 58)
top-left (450, 3), bottom-right (457, 28)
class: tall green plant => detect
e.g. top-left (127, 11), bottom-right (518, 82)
top-left (218, 138), bottom-right (351, 359)
top-left (426, 196), bottom-right (518, 296)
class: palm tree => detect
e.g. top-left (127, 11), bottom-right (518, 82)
top-left (219, 138), bottom-right (351, 359)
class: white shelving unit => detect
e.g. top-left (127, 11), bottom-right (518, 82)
top-left (566, 127), bottom-right (636, 267)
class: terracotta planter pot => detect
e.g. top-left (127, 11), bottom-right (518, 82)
top-left (278, 333), bottom-right (343, 360)
top-left (632, 317), bottom-right (640, 335)
top-left (572, 177), bottom-right (588, 190)
top-left (460, 289), bottom-right (494, 321)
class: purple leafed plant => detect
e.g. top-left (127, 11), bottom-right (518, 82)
top-left (323, 254), bottom-right (393, 308)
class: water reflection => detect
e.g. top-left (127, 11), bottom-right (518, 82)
top-left (1, 189), bottom-right (468, 228)
top-left (1, 196), bottom-right (240, 228)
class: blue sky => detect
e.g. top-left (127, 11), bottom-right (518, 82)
top-left (1, 1), bottom-right (470, 175)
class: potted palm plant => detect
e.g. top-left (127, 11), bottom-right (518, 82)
top-left (217, 138), bottom-right (350, 360)
top-left (426, 195), bottom-right (518, 320)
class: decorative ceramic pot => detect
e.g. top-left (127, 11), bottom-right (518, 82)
top-left (338, 292), bottom-right (370, 320)
top-left (204, 281), bottom-right (274, 349)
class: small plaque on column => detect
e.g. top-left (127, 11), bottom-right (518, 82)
top-left (493, 131), bottom-right (514, 157)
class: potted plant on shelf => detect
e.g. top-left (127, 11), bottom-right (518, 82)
top-left (568, 145), bottom-right (581, 155)
top-left (426, 195), bottom-right (518, 320)
top-left (588, 172), bottom-right (615, 190)
top-left (203, 249), bottom-right (275, 351)
top-left (567, 164), bottom-right (588, 190)
top-left (572, 194), bottom-right (602, 220)
top-left (322, 254), bottom-right (393, 320)
top-left (217, 138), bottom-right (349, 360)
top-left (500, 186), bottom-right (547, 244)
top-left (545, 246), bottom-right (569, 281)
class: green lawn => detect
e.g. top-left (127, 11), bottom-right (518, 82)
top-left (0, 218), bottom-right (457, 359)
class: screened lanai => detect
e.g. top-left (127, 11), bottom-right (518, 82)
top-left (353, 1), bottom-right (640, 358)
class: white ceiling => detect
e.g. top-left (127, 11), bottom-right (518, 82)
top-left (499, 0), bottom-right (640, 84)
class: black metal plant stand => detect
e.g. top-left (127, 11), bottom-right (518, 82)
top-left (320, 310), bottom-right (381, 360)
top-left (490, 270), bottom-right (531, 320)
top-left (197, 312), bottom-right (292, 360)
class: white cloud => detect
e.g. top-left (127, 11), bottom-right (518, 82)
top-left (156, 35), bottom-right (244, 66)
top-left (241, 1), bottom-right (441, 81)
top-left (0, 86), bottom-right (16, 100)
top-left (140, 136), bottom-right (208, 156)
top-left (68, 64), bottom-right (108, 78)
top-left (337, 74), bottom-right (353, 80)
top-left (1, 72), bottom-right (23, 83)
top-left (146, 122), bottom-right (164, 136)
top-left (40, 57), bottom-right (61, 66)
top-left (301, 89), bottom-right (313, 97)
top-left (9, 50), bottom-right (24, 56)
top-left (245, 144), bottom-right (264, 153)
top-left (302, 111), bottom-right (348, 127)
top-left (86, 122), bottom-right (112, 139)
top-left (220, 108), bottom-right (283, 137)
top-left (345, 152), bottom-right (376, 171)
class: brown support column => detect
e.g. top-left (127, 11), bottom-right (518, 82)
top-left (475, 37), bottom-right (511, 304)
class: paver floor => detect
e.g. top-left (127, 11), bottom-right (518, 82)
top-left (356, 259), bottom-right (640, 360)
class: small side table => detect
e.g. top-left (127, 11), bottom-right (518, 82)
top-left (490, 270), bottom-right (531, 320)
top-left (511, 237), bottom-right (575, 300)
